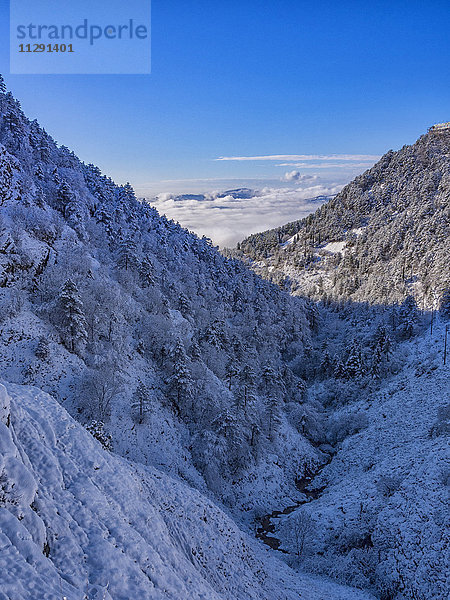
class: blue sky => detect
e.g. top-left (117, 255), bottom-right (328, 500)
top-left (0, 0), bottom-right (449, 243)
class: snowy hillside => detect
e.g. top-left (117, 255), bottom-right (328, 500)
top-left (0, 382), bottom-right (374, 600)
top-left (0, 74), bottom-right (321, 516)
top-left (270, 318), bottom-right (449, 599)
top-left (0, 74), bottom-right (448, 600)
top-left (234, 129), bottom-right (450, 307)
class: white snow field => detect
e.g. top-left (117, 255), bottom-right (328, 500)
top-left (0, 382), bottom-right (375, 600)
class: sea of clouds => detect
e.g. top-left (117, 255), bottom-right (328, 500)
top-left (141, 154), bottom-right (380, 247)
top-left (149, 180), bottom-right (342, 247)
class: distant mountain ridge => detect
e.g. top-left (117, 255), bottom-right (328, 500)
top-left (169, 188), bottom-right (258, 202)
top-left (235, 129), bottom-right (450, 306)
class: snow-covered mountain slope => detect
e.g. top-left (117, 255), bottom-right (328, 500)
top-left (234, 128), bottom-right (450, 306)
top-left (0, 76), bottom-right (448, 600)
top-left (0, 76), bottom-right (321, 514)
top-left (271, 319), bottom-right (449, 599)
top-left (0, 382), bottom-right (374, 600)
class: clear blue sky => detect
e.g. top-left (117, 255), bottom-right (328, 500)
top-left (0, 0), bottom-right (449, 196)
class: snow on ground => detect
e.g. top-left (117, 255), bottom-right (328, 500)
top-left (351, 227), bottom-right (365, 237)
top-left (274, 320), bottom-right (450, 598)
top-left (320, 240), bottom-right (346, 254)
top-left (281, 234), bottom-right (298, 249)
top-left (0, 382), bottom-right (375, 600)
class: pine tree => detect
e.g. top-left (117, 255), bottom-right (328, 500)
top-left (333, 357), bottom-right (346, 379)
top-left (34, 164), bottom-right (44, 180)
top-left (345, 341), bottom-right (364, 379)
top-left (0, 145), bottom-right (21, 206)
top-left (212, 409), bottom-right (238, 440)
top-left (295, 378), bottom-right (307, 402)
top-left (138, 257), bottom-right (154, 286)
top-left (0, 74), bottom-right (6, 94)
top-left (307, 303), bottom-right (320, 332)
top-left (57, 180), bottom-right (74, 217)
top-left (398, 295), bottom-right (418, 339)
top-left (370, 344), bottom-right (382, 380)
top-left (379, 325), bottom-right (392, 355)
top-left (225, 358), bottom-right (239, 389)
top-left (262, 364), bottom-right (277, 391)
top-left (3, 96), bottom-right (23, 137)
top-left (212, 410), bottom-right (249, 473)
top-left (267, 394), bottom-right (282, 441)
top-left (169, 339), bottom-right (192, 416)
top-left (203, 320), bottom-right (225, 349)
top-left (0, 218), bottom-right (14, 255)
top-left (95, 204), bottom-right (114, 237)
top-left (35, 336), bottom-right (50, 360)
top-left (38, 135), bottom-right (51, 162)
top-left (132, 381), bottom-right (151, 423)
top-left (236, 364), bottom-right (257, 412)
top-left (117, 237), bottom-right (138, 271)
top-left (190, 340), bottom-right (202, 361)
top-left (320, 349), bottom-right (333, 376)
top-left (263, 363), bottom-right (286, 398)
top-left (250, 423), bottom-right (261, 447)
top-left (57, 279), bottom-right (88, 355)
top-left (120, 182), bottom-right (136, 204)
top-left (178, 292), bottom-right (190, 316)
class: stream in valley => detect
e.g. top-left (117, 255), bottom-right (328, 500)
top-left (255, 459), bottom-right (330, 552)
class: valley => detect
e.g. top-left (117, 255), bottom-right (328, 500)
top-left (0, 76), bottom-right (448, 600)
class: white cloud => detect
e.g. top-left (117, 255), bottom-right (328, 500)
top-left (148, 183), bottom-right (342, 248)
top-left (283, 171), bottom-right (317, 182)
top-left (215, 154), bottom-right (381, 162)
top-left (277, 162), bottom-right (377, 169)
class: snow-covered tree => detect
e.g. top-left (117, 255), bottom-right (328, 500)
top-left (116, 237), bottom-right (138, 271)
top-left (57, 180), bottom-right (74, 216)
top-left (344, 341), bottom-right (364, 379)
top-left (319, 349), bottom-right (333, 377)
top-left (138, 257), bottom-right (154, 287)
top-left (82, 362), bottom-right (123, 419)
top-left (225, 357), bottom-right (239, 390)
top-left (132, 381), bottom-right (152, 423)
top-left (35, 336), bottom-right (50, 360)
top-left (266, 394), bottom-right (282, 441)
top-left (169, 339), bottom-right (193, 416)
top-left (333, 357), bottom-right (346, 379)
top-left (282, 511), bottom-right (315, 560)
top-left (56, 279), bottom-right (87, 355)
top-left (236, 364), bottom-right (257, 413)
top-left (398, 295), bottom-right (419, 339)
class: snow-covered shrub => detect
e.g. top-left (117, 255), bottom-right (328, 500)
top-left (285, 399), bottom-right (325, 443)
top-left (85, 420), bottom-right (112, 451)
top-left (315, 378), bottom-right (360, 408)
top-left (280, 510), bottom-right (315, 561)
top-left (34, 336), bottom-right (49, 360)
top-left (327, 410), bottom-right (369, 445)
